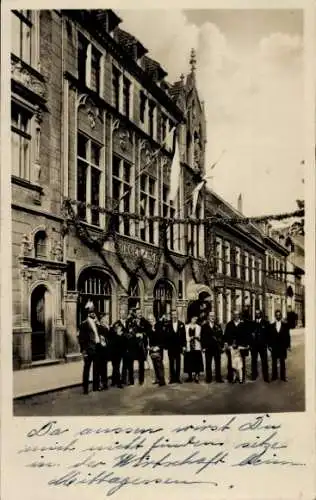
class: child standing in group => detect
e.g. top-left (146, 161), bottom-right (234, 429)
top-left (230, 341), bottom-right (244, 383)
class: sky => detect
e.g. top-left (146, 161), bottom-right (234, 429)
top-left (117, 9), bottom-right (304, 217)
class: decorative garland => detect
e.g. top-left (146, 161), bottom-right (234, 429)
top-left (64, 200), bottom-right (129, 293)
top-left (113, 228), bottom-right (162, 280)
top-left (161, 220), bottom-right (192, 272)
top-left (64, 198), bottom-right (304, 225)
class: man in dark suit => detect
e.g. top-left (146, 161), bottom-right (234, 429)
top-left (201, 311), bottom-right (224, 383)
top-left (223, 310), bottom-right (250, 383)
top-left (78, 302), bottom-right (101, 394)
top-left (164, 309), bottom-right (186, 384)
top-left (269, 309), bottom-right (291, 381)
top-left (128, 308), bottom-right (149, 385)
top-left (250, 309), bottom-right (270, 382)
top-left (110, 310), bottom-right (128, 388)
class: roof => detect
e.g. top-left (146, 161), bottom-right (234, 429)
top-left (142, 55), bottom-right (167, 81)
top-left (115, 28), bottom-right (148, 59)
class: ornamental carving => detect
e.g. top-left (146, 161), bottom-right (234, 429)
top-left (113, 126), bottom-right (133, 158)
top-left (77, 94), bottom-right (103, 137)
top-left (20, 234), bottom-right (33, 257)
top-left (51, 241), bottom-right (63, 262)
top-left (191, 258), bottom-right (206, 284)
top-left (20, 267), bottom-right (33, 281)
top-left (11, 58), bottom-right (46, 99)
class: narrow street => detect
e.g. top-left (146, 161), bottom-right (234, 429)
top-left (14, 330), bottom-right (305, 416)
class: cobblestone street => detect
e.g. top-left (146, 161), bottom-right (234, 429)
top-left (14, 330), bottom-right (305, 416)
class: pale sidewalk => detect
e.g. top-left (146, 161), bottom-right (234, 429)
top-left (13, 328), bottom-right (304, 399)
top-left (13, 358), bottom-right (153, 399)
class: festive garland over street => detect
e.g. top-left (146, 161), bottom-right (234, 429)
top-left (64, 198), bottom-right (304, 225)
top-left (63, 198), bottom-right (304, 286)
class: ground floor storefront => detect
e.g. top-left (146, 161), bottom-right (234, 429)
top-left (12, 225), bottom-right (211, 370)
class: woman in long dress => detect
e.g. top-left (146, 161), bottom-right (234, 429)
top-left (184, 315), bottom-right (204, 383)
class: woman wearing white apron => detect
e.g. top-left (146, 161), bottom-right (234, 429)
top-left (184, 315), bottom-right (204, 383)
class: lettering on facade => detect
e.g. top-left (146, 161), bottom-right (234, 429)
top-left (118, 239), bottom-right (160, 266)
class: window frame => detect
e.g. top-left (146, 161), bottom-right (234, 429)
top-left (11, 10), bottom-right (33, 66)
top-left (112, 154), bottom-right (133, 236)
top-left (76, 131), bottom-right (103, 226)
top-left (77, 31), bottom-right (103, 96)
top-left (139, 172), bottom-right (158, 245)
top-left (11, 101), bottom-right (33, 181)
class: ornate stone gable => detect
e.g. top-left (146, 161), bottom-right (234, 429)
top-left (11, 55), bottom-right (47, 100)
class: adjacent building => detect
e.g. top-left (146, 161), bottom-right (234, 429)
top-left (11, 9), bottom-right (209, 369)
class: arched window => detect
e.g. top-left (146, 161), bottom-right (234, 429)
top-left (153, 279), bottom-right (174, 320)
top-left (77, 269), bottom-right (112, 325)
top-left (128, 276), bottom-right (141, 312)
top-left (34, 230), bottom-right (47, 259)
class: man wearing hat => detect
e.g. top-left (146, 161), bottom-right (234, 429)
top-left (78, 300), bottom-right (101, 394)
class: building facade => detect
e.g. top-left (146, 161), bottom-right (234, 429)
top-left (262, 225), bottom-right (288, 322)
top-left (11, 9), bottom-right (209, 369)
top-left (204, 189), bottom-right (266, 325)
top-left (279, 227), bottom-right (305, 326)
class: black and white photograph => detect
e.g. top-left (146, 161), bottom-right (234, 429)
top-left (10, 8), bottom-right (306, 417)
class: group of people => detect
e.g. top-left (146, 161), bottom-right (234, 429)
top-left (78, 301), bottom-right (292, 394)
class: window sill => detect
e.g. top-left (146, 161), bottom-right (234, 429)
top-left (11, 175), bottom-right (43, 194)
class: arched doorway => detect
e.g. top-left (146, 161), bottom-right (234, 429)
top-left (128, 276), bottom-right (141, 312)
top-left (31, 285), bottom-right (51, 362)
top-left (153, 279), bottom-right (174, 320)
top-left (77, 268), bottom-right (112, 325)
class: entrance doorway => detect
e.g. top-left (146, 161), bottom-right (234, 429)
top-left (77, 268), bottom-right (112, 325)
top-left (153, 279), bottom-right (174, 320)
top-left (31, 285), bottom-right (50, 362)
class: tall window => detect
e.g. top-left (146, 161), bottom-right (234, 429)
top-left (139, 174), bottom-right (156, 244)
top-left (224, 241), bottom-right (231, 276)
top-left (77, 132), bottom-right (102, 225)
top-left (112, 66), bottom-right (120, 111)
top-left (112, 155), bottom-right (132, 236)
top-left (161, 114), bottom-right (167, 143)
top-left (244, 251), bottom-right (249, 282)
top-left (123, 77), bottom-right (130, 118)
top-left (163, 185), bottom-right (180, 252)
top-left (216, 237), bottom-right (223, 274)
top-left (34, 230), bottom-right (47, 259)
top-left (77, 34), bottom-right (101, 94)
top-left (11, 10), bottom-right (32, 65)
top-left (78, 34), bottom-right (88, 86)
top-left (280, 262), bottom-right (284, 282)
top-left (251, 255), bottom-right (256, 283)
top-left (236, 247), bottom-right (241, 279)
top-left (90, 46), bottom-right (101, 94)
top-left (148, 100), bottom-right (155, 137)
top-left (11, 102), bottom-right (32, 180)
top-left (258, 259), bottom-right (263, 286)
top-left (139, 91), bottom-right (146, 124)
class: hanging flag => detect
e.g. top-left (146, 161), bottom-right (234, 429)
top-left (192, 180), bottom-right (206, 216)
top-left (169, 139), bottom-right (181, 202)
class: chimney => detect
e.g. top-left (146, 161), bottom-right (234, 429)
top-left (237, 193), bottom-right (243, 213)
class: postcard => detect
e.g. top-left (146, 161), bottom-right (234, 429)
top-left (1, 1), bottom-right (315, 499)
